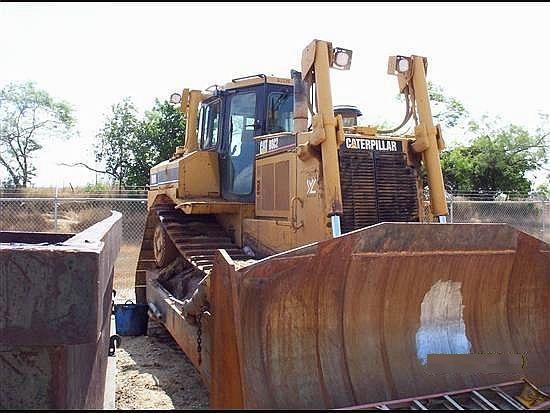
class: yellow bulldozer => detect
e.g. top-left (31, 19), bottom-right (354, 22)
top-left (135, 39), bottom-right (550, 409)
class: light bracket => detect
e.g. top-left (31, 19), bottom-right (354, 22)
top-left (331, 47), bottom-right (353, 70)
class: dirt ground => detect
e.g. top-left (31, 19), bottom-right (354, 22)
top-left (113, 245), bottom-right (209, 410)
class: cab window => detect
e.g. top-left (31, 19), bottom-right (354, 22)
top-left (266, 91), bottom-right (293, 134)
top-left (199, 99), bottom-right (221, 149)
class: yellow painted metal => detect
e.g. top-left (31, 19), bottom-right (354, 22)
top-left (301, 40), bottom-right (317, 85)
top-left (516, 378), bottom-right (550, 408)
top-left (146, 187), bottom-right (177, 209)
top-left (149, 151), bottom-right (220, 199)
top-left (242, 218), bottom-right (294, 257)
top-left (294, 150), bottom-right (328, 243)
top-left (175, 200), bottom-right (249, 215)
top-left (216, 205), bottom-right (256, 248)
top-left (224, 76), bottom-right (292, 90)
top-left (350, 126), bottom-right (378, 136)
top-left (410, 55), bottom-right (448, 217)
top-left (311, 40), bottom-right (344, 220)
top-left (178, 151), bottom-right (220, 198)
top-left (182, 90), bottom-right (203, 154)
top-left (291, 70), bottom-right (308, 133)
top-left (150, 160), bottom-right (179, 184)
top-left (255, 151), bottom-right (296, 219)
top-left (301, 114), bottom-right (326, 146)
top-left (180, 88), bottom-right (190, 121)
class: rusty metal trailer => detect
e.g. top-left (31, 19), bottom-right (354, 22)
top-left (0, 211), bottom-right (122, 409)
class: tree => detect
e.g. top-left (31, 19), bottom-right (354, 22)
top-left (0, 81), bottom-right (74, 187)
top-left (94, 97), bottom-right (140, 189)
top-left (441, 117), bottom-right (548, 194)
top-left (533, 182), bottom-right (550, 200)
top-left (422, 83), bottom-right (550, 195)
top-left (126, 99), bottom-right (185, 187)
top-left (89, 97), bottom-right (185, 189)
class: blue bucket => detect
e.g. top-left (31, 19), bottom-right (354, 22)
top-left (114, 300), bottom-right (149, 336)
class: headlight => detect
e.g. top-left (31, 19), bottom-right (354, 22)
top-left (331, 47), bottom-right (353, 70)
top-left (397, 56), bottom-right (410, 73)
top-left (169, 92), bottom-right (182, 104)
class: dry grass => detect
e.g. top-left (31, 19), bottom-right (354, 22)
top-left (0, 186), bottom-right (146, 198)
top-left (1, 196), bottom-right (145, 299)
top-left (113, 244), bottom-right (141, 302)
top-left (0, 209), bottom-right (51, 232)
top-left (64, 208), bottom-right (111, 232)
top-left (1, 186), bottom-right (85, 197)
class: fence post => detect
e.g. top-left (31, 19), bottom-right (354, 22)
top-left (54, 187), bottom-right (58, 232)
top-left (543, 200), bottom-right (546, 241)
top-left (450, 197), bottom-right (454, 223)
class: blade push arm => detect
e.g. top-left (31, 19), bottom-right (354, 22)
top-left (388, 55), bottom-right (449, 221)
top-left (299, 39), bottom-right (350, 237)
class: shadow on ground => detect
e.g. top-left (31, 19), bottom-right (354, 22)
top-left (115, 320), bottom-right (209, 410)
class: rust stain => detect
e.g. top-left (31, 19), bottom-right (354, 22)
top-left (215, 223), bottom-right (550, 408)
top-left (0, 211), bottom-right (122, 409)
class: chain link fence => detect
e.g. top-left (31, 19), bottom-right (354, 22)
top-left (448, 199), bottom-right (549, 242)
top-left (0, 195), bottom-right (548, 244)
top-left (2, 192), bottom-right (546, 298)
top-left (0, 197), bottom-right (148, 244)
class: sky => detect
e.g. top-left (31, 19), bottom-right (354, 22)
top-left (1, 2), bottom-right (549, 188)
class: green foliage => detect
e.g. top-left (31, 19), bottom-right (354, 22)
top-left (441, 118), bottom-right (548, 193)
top-left (95, 97), bottom-right (139, 189)
top-left (420, 83), bottom-right (550, 195)
top-left (127, 99), bottom-right (185, 187)
top-left (0, 81), bottom-right (74, 187)
top-left (94, 98), bottom-right (185, 188)
top-left (533, 182), bottom-right (550, 200)
top-left (83, 181), bottom-right (112, 193)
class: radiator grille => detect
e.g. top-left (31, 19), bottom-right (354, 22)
top-left (339, 149), bottom-right (420, 233)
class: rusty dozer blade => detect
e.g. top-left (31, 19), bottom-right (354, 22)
top-left (209, 222), bottom-right (550, 409)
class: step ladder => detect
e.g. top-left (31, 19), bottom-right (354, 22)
top-left (339, 379), bottom-right (550, 410)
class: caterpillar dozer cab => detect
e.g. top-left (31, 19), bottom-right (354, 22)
top-left (135, 39), bottom-right (550, 409)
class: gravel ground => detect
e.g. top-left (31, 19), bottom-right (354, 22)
top-left (113, 248), bottom-right (210, 410)
top-left (114, 317), bottom-right (209, 409)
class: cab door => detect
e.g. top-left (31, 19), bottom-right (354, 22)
top-left (220, 87), bottom-right (263, 202)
